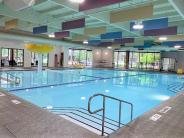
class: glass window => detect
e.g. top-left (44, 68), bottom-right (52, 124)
top-left (68, 49), bottom-right (92, 67)
top-left (73, 50), bottom-right (80, 65)
top-left (31, 52), bottom-right (49, 67)
top-left (14, 49), bottom-right (24, 67)
top-left (118, 52), bottom-right (126, 68)
top-left (130, 52), bottom-right (139, 68)
top-left (114, 51), bottom-right (118, 68)
top-left (1, 48), bottom-right (24, 67)
top-left (87, 50), bottom-right (92, 66)
top-left (79, 50), bottom-right (86, 64)
top-left (129, 52), bottom-right (161, 70)
top-left (114, 51), bottom-right (126, 68)
top-left (68, 49), bottom-right (73, 65)
top-left (43, 54), bottom-right (49, 67)
top-left (154, 53), bottom-right (161, 69)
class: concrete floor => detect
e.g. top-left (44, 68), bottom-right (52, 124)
top-left (108, 92), bottom-right (184, 138)
top-left (0, 89), bottom-right (101, 138)
top-left (0, 81), bottom-right (184, 138)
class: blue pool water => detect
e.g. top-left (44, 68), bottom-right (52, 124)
top-left (0, 69), bottom-right (184, 127)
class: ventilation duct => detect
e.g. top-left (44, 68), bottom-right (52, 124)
top-left (4, 0), bottom-right (35, 11)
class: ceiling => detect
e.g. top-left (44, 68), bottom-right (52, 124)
top-left (0, 0), bottom-right (184, 51)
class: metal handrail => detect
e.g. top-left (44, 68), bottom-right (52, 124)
top-left (4, 73), bottom-right (21, 84)
top-left (88, 93), bottom-right (133, 136)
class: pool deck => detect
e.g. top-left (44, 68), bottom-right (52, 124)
top-left (0, 89), bottom-right (184, 138)
top-left (0, 89), bottom-right (100, 138)
top-left (108, 91), bottom-right (184, 138)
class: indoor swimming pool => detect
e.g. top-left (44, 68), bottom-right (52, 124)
top-left (0, 69), bottom-right (184, 135)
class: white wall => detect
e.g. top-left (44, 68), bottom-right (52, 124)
top-left (48, 46), bottom-right (69, 68)
top-left (0, 40), bottom-right (69, 68)
top-left (92, 48), bottom-right (113, 68)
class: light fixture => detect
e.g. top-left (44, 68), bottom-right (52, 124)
top-left (133, 21), bottom-right (144, 30)
top-left (104, 52), bottom-right (108, 55)
top-left (107, 46), bottom-right (112, 49)
top-left (83, 40), bottom-right (88, 44)
top-left (69, 0), bottom-right (85, 3)
top-left (159, 36), bottom-right (168, 41)
top-left (96, 51), bottom-right (100, 55)
top-left (174, 45), bottom-right (182, 49)
top-left (48, 33), bottom-right (55, 38)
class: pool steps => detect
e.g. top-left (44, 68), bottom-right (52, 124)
top-left (44, 107), bottom-right (125, 135)
top-left (167, 82), bottom-right (184, 93)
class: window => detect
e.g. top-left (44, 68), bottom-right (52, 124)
top-left (129, 52), bottom-right (139, 68)
top-left (1, 48), bottom-right (24, 67)
top-left (87, 50), bottom-right (92, 66)
top-left (68, 49), bottom-right (93, 66)
top-left (114, 51), bottom-right (126, 68)
top-left (114, 51), bottom-right (161, 70)
top-left (42, 54), bottom-right (49, 67)
top-left (14, 49), bottom-right (24, 66)
top-left (31, 52), bottom-right (49, 67)
top-left (129, 52), bottom-right (161, 70)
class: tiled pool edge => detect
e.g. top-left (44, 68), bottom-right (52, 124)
top-left (108, 91), bottom-right (184, 138)
top-left (0, 88), bottom-right (101, 138)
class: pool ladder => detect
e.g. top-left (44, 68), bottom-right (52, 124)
top-left (88, 93), bottom-right (133, 136)
top-left (44, 94), bottom-right (133, 136)
top-left (0, 72), bottom-right (21, 85)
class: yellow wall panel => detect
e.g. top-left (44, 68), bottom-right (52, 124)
top-left (110, 5), bottom-right (153, 23)
top-left (84, 27), bottom-right (106, 35)
top-left (5, 19), bottom-right (18, 30)
top-left (72, 35), bottom-right (89, 41)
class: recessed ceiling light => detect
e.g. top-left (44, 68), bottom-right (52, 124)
top-left (48, 33), bottom-right (55, 38)
top-left (83, 40), bottom-right (88, 44)
top-left (107, 46), bottom-right (112, 49)
top-left (133, 21), bottom-right (144, 30)
top-left (159, 36), bottom-right (168, 41)
top-left (174, 45), bottom-right (181, 49)
top-left (69, 0), bottom-right (85, 3)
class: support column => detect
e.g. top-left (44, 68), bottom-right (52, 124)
top-left (38, 54), bottom-right (42, 72)
top-left (24, 49), bottom-right (31, 68)
top-left (125, 51), bottom-right (130, 69)
top-left (63, 47), bottom-right (69, 67)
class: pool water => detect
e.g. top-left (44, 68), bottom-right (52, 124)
top-left (0, 69), bottom-right (184, 130)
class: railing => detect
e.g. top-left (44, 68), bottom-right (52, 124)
top-left (1, 72), bottom-right (21, 85)
top-left (44, 106), bottom-right (125, 135)
top-left (88, 93), bottom-right (133, 136)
